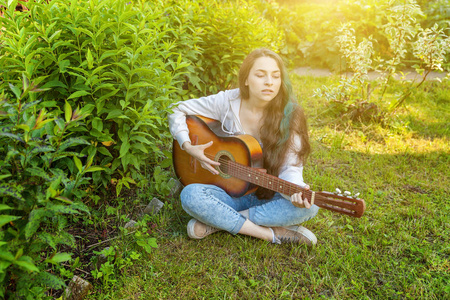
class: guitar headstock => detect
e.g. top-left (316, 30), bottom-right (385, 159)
top-left (314, 190), bottom-right (366, 218)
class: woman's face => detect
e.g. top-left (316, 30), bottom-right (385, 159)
top-left (245, 56), bottom-right (282, 105)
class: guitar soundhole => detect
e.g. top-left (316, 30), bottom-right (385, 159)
top-left (215, 150), bottom-right (234, 179)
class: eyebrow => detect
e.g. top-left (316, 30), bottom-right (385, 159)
top-left (255, 69), bottom-right (280, 73)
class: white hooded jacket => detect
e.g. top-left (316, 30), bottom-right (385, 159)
top-left (168, 88), bottom-right (308, 189)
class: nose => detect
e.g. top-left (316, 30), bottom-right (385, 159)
top-left (265, 76), bottom-right (273, 86)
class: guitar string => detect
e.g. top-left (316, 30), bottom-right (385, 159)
top-left (202, 152), bottom-right (312, 198)
top-left (187, 152), bottom-right (359, 215)
top-left (199, 152), bottom-right (360, 213)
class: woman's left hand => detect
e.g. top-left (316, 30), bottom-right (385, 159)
top-left (290, 185), bottom-right (311, 209)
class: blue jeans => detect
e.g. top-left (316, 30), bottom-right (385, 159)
top-left (180, 183), bottom-right (319, 235)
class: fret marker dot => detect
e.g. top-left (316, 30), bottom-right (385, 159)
top-left (256, 177), bottom-right (258, 180)
top-left (280, 186), bottom-right (282, 188)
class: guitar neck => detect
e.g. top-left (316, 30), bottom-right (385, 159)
top-left (224, 161), bottom-right (365, 218)
top-left (225, 161), bottom-right (310, 198)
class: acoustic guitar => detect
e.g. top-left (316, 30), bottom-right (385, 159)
top-left (173, 115), bottom-right (366, 218)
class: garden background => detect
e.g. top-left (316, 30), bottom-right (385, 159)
top-left (0, 0), bottom-right (449, 299)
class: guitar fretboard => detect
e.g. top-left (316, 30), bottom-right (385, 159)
top-left (223, 160), bottom-right (313, 199)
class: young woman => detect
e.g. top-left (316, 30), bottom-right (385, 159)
top-left (169, 48), bottom-right (319, 245)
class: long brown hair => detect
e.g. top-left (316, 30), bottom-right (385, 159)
top-left (238, 48), bottom-right (311, 199)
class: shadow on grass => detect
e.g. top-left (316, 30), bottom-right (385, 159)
top-left (405, 117), bottom-right (450, 139)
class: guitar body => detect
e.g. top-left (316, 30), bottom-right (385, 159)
top-left (173, 115), bottom-right (263, 197)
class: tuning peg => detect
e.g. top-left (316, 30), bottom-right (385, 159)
top-left (344, 191), bottom-right (351, 196)
top-left (355, 193), bottom-right (360, 198)
top-left (335, 188), bottom-right (342, 194)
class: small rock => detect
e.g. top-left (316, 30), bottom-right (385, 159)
top-left (124, 220), bottom-right (137, 229)
top-left (168, 178), bottom-right (183, 197)
top-left (143, 197), bottom-right (164, 215)
top-left (64, 275), bottom-right (93, 300)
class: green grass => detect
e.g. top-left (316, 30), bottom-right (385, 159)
top-left (88, 75), bottom-right (449, 299)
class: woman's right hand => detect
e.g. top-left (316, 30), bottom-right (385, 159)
top-left (182, 141), bottom-right (221, 175)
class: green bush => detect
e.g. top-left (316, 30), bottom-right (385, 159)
top-left (0, 0), bottom-right (286, 194)
top-left (178, 0), bottom-right (285, 97)
top-left (159, 0), bottom-right (285, 99)
top-left (0, 79), bottom-right (93, 298)
top-left (0, 0), bottom-right (289, 295)
top-left (0, 0), bottom-right (196, 296)
top-left (313, 3), bottom-right (450, 122)
top-left (270, 0), bottom-right (450, 70)
top-left (0, 0), bottom-right (193, 194)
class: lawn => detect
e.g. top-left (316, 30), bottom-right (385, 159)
top-left (88, 75), bottom-right (449, 299)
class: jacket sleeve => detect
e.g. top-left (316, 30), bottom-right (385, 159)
top-left (278, 134), bottom-right (308, 188)
top-left (168, 90), bottom-right (234, 149)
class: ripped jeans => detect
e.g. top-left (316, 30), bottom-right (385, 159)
top-left (180, 184), bottom-right (319, 235)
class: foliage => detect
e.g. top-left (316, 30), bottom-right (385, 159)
top-left (257, 0), bottom-right (338, 66)
top-left (413, 24), bottom-right (450, 73)
top-left (0, 0), bottom-right (287, 194)
top-left (91, 241), bottom-right (155, 286)
top-left (313, 0), bottom-right (450, 121)
top-left (420, 0), bottom-right (450, 31)
top-left (336, 25), bottom-right (374, 77)
top-left (175, 0), bottom-right (285, 97)
top-left (0, 0), bottom-right (288, 295)
top-left (271, 0), bottom-right (450, 70)
top-left (390, 23), bottom-right (450, 109)
top-left (0, 0), bottom-right (191, 195)
top-left (0, 79), bottom-right (94, 299)
top-left (0, 0), bottom-right (448, 297)
top-left (314, 24), bottom-right (379, 122)
top-left (260, 0), bottom-right (386, 69)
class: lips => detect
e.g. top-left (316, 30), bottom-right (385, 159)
top-left (262, 89), bottom-right (274, 93)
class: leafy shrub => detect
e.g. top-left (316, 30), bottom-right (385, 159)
top-left (0, 79), bottom-right (94, 299)
top-left (0, 0), bottom-right (197, 296)
top-left (314, 24), bottom-right (379, 122)
top-left (169, 0), bottom-right (284, 98)
top-left (258, 0), bottom-right (374, 69)
top-left (0, 0), bottom-right (286, 195)
top-left (270, 0), bottom-right (450, 70)
top-left (313, 1), bottom-right (450, 121)
top-left (0, 0), bottom-right (193, 195)
top-left (0, 0), bottom-right (289, 295)
top-left (257, 0), bottom-right (339, 67)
